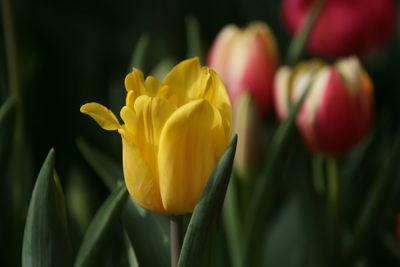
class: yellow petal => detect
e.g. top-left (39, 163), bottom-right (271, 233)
top-left (144, 76), bottom-right (161, 96)
top-left (120, 95), bottom-right (176, 180)
top-left (80, 103), bottom-right (120, 130)
top-left (125, 90), bottom-right (136, 108)
top-left (161, 57), bottom-right (202, 106)
top-left (133, 95), bottom-right (177, 148)
top-left (158, 99), bottom-right (227, 214)
top-left (124, 68), bottom-right (147, 103)
top-left (120, 134), bottom-right (165, 213)
top-left (161, 58), bottom-right (232, 138)
top-left (273, 66), bottom-right (292, 120)
top-left (192, 67), bottom-right (232, 140)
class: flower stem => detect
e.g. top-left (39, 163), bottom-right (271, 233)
top-left (327, 158), bottom-right (339, 223)
top-left (326, 157), bottom-right (341, 263)
top-left (2, 0), bottom-right (21, 103)
top-left (286, 0), bottom-right (325, 65)
top-left (170, 215), bottom-right (183, 267)
top-left (312, 154), bottom-right (325, 195)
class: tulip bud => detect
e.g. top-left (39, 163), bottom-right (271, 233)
top-left (81, 58), bottom-right (232, 214)
top-left (282, 0), bottom-right (396, 58)
top-left (232, 92), bottom-right (262, 180)
top-left (274, 57), bottom-right (373, 156)
top-left (208, 21), bottom-right (279, 115)
top-left (274, 60), bottom-right (325, 120)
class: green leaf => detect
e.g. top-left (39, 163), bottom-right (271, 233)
top-left (378, 231), bottom-right (400, 263)
top-left (342, 135), bottom-right (400, 265)
top-left (178, 135), bottom-right (237, 267)
top-left (76, 138), bottom-right (122, 190)
top-left (122, 200), bottom-right (170, 267)
top-left (0, 98), bottom-right (15, 264)
top-left (123, 229), bottom-right (140, 267)
top-left (74, 182), bottom-right (128, 267)
top-left (242, 81), bottom-right (312, 266)
top-left (186, 15), bottom-right (204, 62)
top-left (0, 97), bottom-right (14, 122)
top-left (0, 97), bottom-right (15, 174)
top-left (76, 138), bottom-right (169, 266)
top-left (128, 33), bottom-right (150, 71)
top-left (22, 149), bottom-right (71, 267)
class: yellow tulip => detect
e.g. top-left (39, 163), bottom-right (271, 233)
top-left (80, 58), bottom-right (232, 214)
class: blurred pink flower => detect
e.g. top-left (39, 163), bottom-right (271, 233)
top-left (208, 21), bottom-right (279, 115)
top-left (274, 57), bottom-right (373, 156)
top-left (282, 0), bottom-right (396, 58)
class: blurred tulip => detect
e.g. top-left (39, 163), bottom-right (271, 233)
top-left (274, 57), bottom-right (373, 156)
top-left (208, 21), bottom-right (279, 115)
top-left (81, 58), bottom-right (232, 214)
top-left (232, 93), bottom-right (262, 179)
top-left (282, 0), bottom-right (396, 58)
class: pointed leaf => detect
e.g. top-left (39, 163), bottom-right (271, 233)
top-left (178, 135), bottom-right (237, 267)
top-left (74, 182), bottom-right (128, 267)
top-left (22, 149), bottom-right (71, 267)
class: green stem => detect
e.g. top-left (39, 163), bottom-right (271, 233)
top-left (2, 0), bottom-right (21, 103)
top-left (170, 215), bottom-right (183, 267)
top-left (312, 155), bottom-right (325, 195)
top-left (327, 158), bottom-right (339, 222)
top-left (286, 0), bottom-right (325, 65)
top-left (326, 157), bottom-right (341, 264)
top-left (242, 79), bottom-right (314, 267)
top-left (342, 136), bottom-right (400, 266)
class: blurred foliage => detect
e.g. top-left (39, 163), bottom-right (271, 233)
top-left (2, 0), bottom-right (400, 266)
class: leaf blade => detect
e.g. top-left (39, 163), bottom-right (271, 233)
top-left (74, 182), bottom-right (129, 267)
top-left (178, 135), bottom-right (237, 267)
top-left (22, 149), bottom-right (72, 267)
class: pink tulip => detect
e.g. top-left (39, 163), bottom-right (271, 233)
top-left (274, 57), bottom-right (373, 156)
top-left (282, 0), bottom-right (396, 58)
top-left (208, 21), bottom-right (279, 115)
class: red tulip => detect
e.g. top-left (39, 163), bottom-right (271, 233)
top-left (282, 0), bottom-right (396, 58)
top-left (397, 214), bottom-right (400, 243)
top-left (274, 57), bottom-right (373, 156)
top-left (208, 21), bottom-right (279, 115)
